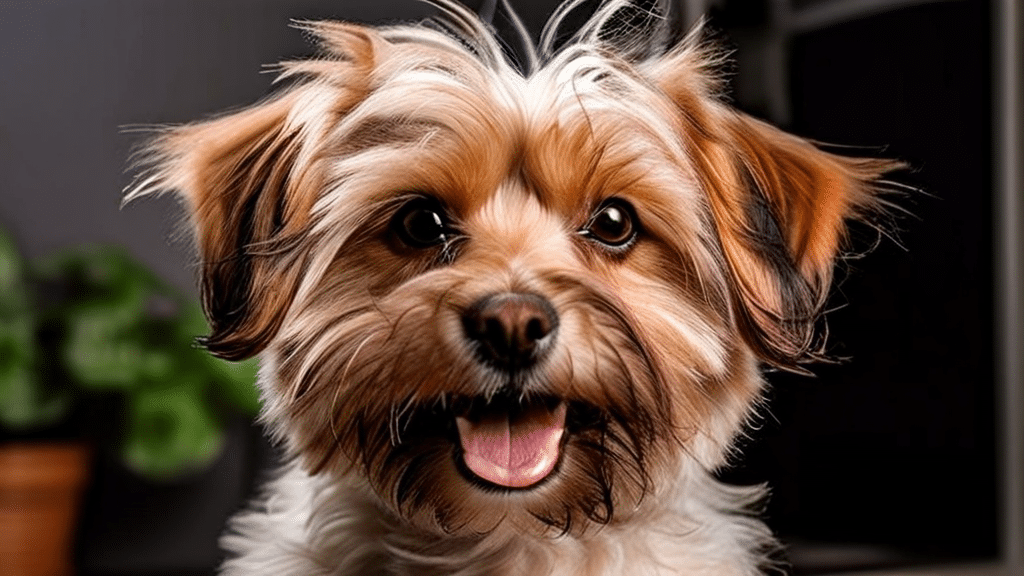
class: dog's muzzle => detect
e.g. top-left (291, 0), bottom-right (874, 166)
top-left (455, 293), bottom-right (565, 488)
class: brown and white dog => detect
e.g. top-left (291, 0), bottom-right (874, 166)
top-left (128, 1), bottom-right (899, 574)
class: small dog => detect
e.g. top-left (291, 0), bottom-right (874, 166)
top-left (129, 1), bottom-right (898, 574)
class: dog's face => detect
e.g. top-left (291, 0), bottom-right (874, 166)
top-left (132, 0), bottom-right (896, 538)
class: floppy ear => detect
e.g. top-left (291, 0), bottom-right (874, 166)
top-left (644, 30), bottom-right (904, 368)
top-left (649, 39), bottom-right (900, 368)
top-left (704, 113), bottom-right (900, 369)
top-left (127, 24), bottom-right (380, 360)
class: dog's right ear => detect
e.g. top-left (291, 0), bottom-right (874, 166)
top-left (126, 24), bottom-right (381, 360)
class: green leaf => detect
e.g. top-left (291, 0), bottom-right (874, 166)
top-left (61, 298), bottom-right (149, 390)
top-left (0, 363), bottom-right (70, 430)
top-left (0, 229), bottom-right (65, 430)
top-left (176, 301), bottom-right (261, 416)
top-left (0, 230), bottom-right (26, 293)
top-left (0, 316), bottom-right (35, 367)
top-left (177, 300), bottom-right (210, 343)
top-left (0, 231), bottom-right (32, 324)
top-left (121, 382), bottom-right (225, 480)
top-left (208, 357), bottom-right (261, 416)
top-left (58, 282), bottom-right (183, 391)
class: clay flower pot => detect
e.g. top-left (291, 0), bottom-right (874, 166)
top-left (0, 443), bottom-right (90, 576)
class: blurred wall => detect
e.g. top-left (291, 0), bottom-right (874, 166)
top-left (0, 0), bottom-right (433, 294)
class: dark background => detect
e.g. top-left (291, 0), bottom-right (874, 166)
top-left (0, 0), bottom-right (999, 574)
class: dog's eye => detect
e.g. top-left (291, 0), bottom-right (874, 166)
top-left (393, 199), bottom-right (451, 248)
top-left (583, 199), bottom-right (637, 249)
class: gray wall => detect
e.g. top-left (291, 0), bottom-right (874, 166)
top-left (0, 0), bottom-right (432, 294)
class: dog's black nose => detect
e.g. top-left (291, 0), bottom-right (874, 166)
top-left (462, 293), bottom-right (558, 372)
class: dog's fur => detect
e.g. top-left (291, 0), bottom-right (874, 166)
top-left (128, 1), bottom-right (899, 574)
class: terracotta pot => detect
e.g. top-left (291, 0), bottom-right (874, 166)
top-left (0, 443), bottom-right (90, 576)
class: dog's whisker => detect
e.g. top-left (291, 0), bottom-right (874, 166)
top-left (397, 395), bottom-right (418, 436)
top-left (329, 333), bottom-right (379, 447)
top-left (388, 403), bottom-right (402, 447)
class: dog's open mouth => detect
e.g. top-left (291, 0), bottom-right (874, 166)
top-left (452, 395), bottom-right (567, 489)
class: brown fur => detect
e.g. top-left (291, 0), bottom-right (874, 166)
top-left (128, 2), bottom-right (899, 573)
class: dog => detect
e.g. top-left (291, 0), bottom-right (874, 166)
top-left (127, 0), bottom-right (900, 573)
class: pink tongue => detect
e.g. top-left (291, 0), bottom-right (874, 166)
top-left (456, 402), bottom-right (566, 488)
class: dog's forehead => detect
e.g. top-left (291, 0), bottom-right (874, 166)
top-left (329, 52), bottom-right (694, 218)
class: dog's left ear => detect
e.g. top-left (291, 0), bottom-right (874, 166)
top-left (651, 50), bottom-right (900, 369)
top-left (709, 113), bottom-right (899, 369)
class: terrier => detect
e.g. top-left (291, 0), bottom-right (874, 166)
top-left (129, 1), bottom-right (898, 574)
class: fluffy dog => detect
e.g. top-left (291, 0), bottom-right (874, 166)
top-left (128, 0), bottom-right (898, 574)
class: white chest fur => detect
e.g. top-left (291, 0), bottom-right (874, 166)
top-left (219, 462), bottom-right (773, 576)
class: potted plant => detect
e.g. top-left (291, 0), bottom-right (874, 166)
top-left (0, 228), bottom-right (259, 576)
